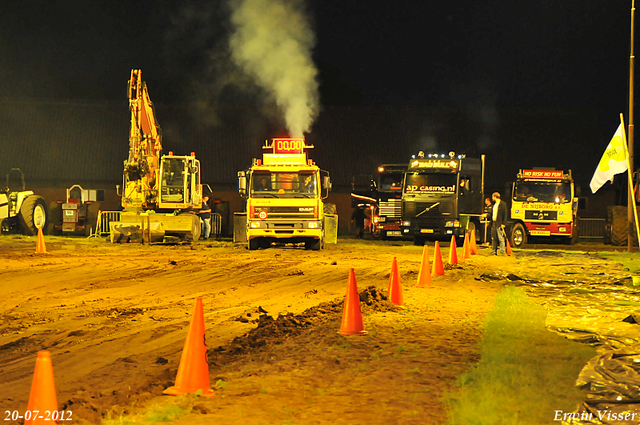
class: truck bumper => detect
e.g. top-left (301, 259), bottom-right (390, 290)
top-left (525, 222), bottom-right (573, 237)
top-left (247, 220), bottom-right (323, 241)
top-left (402, 226), bottom-right (465, 237)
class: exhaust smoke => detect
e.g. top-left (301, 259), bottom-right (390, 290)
top-left (229, 0), bottom-right (319, 137)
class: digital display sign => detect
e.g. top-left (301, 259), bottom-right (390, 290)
top-left (272, 138), bottom-right (305, 155)
top-left (522, 170), bottom-right (563, 179)
top-left (409, 159), bottom-right (458, 169)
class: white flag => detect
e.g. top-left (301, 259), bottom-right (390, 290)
top-left (590, 123), bottom-right (628, 194)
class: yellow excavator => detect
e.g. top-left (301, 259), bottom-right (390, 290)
top-left (110, 69), bottom-right (203, 243)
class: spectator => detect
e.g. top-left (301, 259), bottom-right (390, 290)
top-left (199, 195), bottom-right (212, 240)
top-left (489, 192), bottom-right (507, 255)
top-left (351, 207), bottom-right (366, 239)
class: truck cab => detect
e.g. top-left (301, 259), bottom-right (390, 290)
top-left (372, 164), bottom-right (406, 239)
top-left (400, 152), bottom-right (484, 245)
top-left (237, 138), bottom-right (331, 250)
top-left (507, 169), bottom-right (578, 248)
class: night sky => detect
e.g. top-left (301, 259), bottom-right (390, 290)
top-left (0, 1), bottom-right (635, 147)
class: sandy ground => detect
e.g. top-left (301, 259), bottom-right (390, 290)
top-left (0, 236), bottom-right (632, 424)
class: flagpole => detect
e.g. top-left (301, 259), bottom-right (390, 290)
top-left (628, 0), bottom-right (636, 252)
top-left (620, 113), bottom-right (640, 247)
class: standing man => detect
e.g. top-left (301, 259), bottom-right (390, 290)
top-left (482, 197), bottom-right (492, 244)
top-left (351, 207), bottom-right (366, 239)
top-left (490, 192), bottom-right (507, 255)
top-left (199, 194), bottom-right (212, 240)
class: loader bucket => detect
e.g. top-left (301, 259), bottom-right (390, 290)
top-left (110, 212), bottom-right (201, 243)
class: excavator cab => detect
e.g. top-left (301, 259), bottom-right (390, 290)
top-left (158, 154), bottom-right (202, 210)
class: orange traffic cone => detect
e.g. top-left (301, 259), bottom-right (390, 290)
top-left (25, 351), bottom-right (58, 425)
top-left (164, 297), bottom-right (215, 397)
top-left (416, 245), bottom-right (433, 288)
top-left (470, 229), bottom-right (478, 255)
top-left (338, 269), bottom-right (367, 335)
top-left (35, 227), bottom-right (47, 254)
top-left (505, 239), bottom-right (512, 256)
top-left (448, 235), bottom-right (458, 265)
top-left (432, 241), bottom-right (444, 276)
top-left (462, 233), bottom-right (471, 259)
top-left (387, 257), bottom-right (404, 306)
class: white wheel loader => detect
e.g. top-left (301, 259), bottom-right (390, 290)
top-left (0, 168), bottom-right (48, 236)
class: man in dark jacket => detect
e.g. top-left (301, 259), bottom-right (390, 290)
top-left (489, 192), bottom-right (507, 255)
top-left (199, 195), bottom-right (212, 240)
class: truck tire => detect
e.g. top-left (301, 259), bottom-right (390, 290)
top-left (306, 234), bottom-right (323, 250)
top-left (569, 216), bottom-right (579, 245)
top-left (510, 222), bottom-right (527, 248)
top-left (467, 221), bottom-right (477, 241)
top-left (248, 238), bottom-right (260, 250)
top-left (323, 203), bottom-right (337, 215)
top-left (18, 195), bottom-right (47, 236)
top-left (610, 206), bottom-right (628, 246)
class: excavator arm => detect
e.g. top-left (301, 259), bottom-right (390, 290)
top-left (125, 69), bottom-right (162, 184)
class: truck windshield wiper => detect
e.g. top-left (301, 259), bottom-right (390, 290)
top-left (415, 202), bottom-right (440, 217)
top-left (293, 194), bottom-right (312, 198)
top-left (255, 193), bottom-right (278, 198)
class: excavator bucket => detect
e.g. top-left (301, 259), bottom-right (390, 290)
top-left (110, 212), bottom-right (201, 243)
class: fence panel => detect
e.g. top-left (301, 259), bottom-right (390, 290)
top-left (579, 218), bottom-right (605, 238)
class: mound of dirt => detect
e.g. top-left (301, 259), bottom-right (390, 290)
top-left (213, 286), bottom-right (401, 358)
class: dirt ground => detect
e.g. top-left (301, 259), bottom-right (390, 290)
top-left (0, 236), bottom-right (632, 424)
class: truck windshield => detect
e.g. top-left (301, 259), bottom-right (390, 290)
top-left (379, 172), bottom-right (404, 192)
top-left (161, 158), bottom-right (185, 187)
top-left (404, 172), bottom-right (456, 194)
top-left (251, 171), bottom-right (317, 197)
top-left (514, 182), bottom-right (572, 204)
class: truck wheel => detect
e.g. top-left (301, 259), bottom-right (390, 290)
top-left (248, 238), bottom-right (260, 250)
top-left (306, 237), bottom-right (322, 250)
top-left (323, 203), bottom-right (337, 215)
top-left (510, 223), bottom-right (527, 248)
top-left (467, 221), bottom-right (477, 241)
top-left (609, 206), bottom-right (628, 246)
top-left (18, 195), bottom-right (47, 236)
top-left (569, 217), bottom-right (579, 245)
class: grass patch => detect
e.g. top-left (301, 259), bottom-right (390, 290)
top-left (102, 397), bottom-right (194, 425)
top-left (445, 286), bottom-right (596, 425)
top-left (597, 252), bottom-right (640, 274)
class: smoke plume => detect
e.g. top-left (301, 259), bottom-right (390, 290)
top-left (228, 0), bottom-right (319, 137)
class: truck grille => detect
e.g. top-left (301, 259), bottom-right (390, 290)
top-left (525, 210), bottom-right (558, 221)
top-left (404, 201), bottom-right (453, 227)
top-left (379, 199), bottom-right (401, 218)
top-left (253, 206), bottom-right (315, 219)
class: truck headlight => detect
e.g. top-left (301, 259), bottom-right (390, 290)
top-left (402, 220), bottom-right (411, 226)
top-left (250, 221), bottom-right (261, 229)
top-left (308, 222), bottom-right (318, 229)
top-left (445, 220), bottom-right (461, 227)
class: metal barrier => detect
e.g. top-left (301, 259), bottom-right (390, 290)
top-left (579, 218), bottom-right (606, 238)
top-left (210, 213), bottom-right (222, 237)
top-left (91, 211), bottom-right (122, 237)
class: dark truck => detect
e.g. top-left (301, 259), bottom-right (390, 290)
top-left (400, 152), bottom-right (485, 245)
top-left (372, 164), bottom-right (406, 239)
top-left (350, 164), bottom-right (406, 239)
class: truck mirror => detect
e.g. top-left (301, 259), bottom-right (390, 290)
top-left (323, 175), bottom-right (331, 190)
top-left (238, 171), bottom-right (247, 196)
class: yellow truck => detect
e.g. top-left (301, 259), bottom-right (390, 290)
top-left (507, 168), bottom-right (578, 247)
top-left (236, 138), bottom-right (333, 250)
